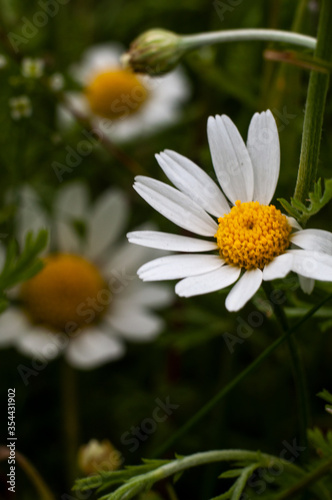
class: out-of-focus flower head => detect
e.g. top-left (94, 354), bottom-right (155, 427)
top-left (59, 44), bottom-right (190, 142)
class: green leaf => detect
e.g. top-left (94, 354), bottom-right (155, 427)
top-left (278, 177), bottom-right (332, 224)
top-left (317, 389), bottom-right (332, 415)
top-left (0, 229), bottom-right (48, 294)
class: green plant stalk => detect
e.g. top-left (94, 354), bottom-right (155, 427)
top-left (152, 292), bottom-right (332, 458)
top-left (61, 360), bottom-right (79, 486)
top-left (180, 29), bottom-right (316, 52)
top-left (99, 450), bottom-right (320, 500)
top-left (294, 0), bottom-right (332, 202)
top-left (262, 282), bottom-right (309, 459)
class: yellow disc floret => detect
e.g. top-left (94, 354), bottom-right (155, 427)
top-left (85, 69), bottom-right (149, 120)
top-left (215, 201), bottom-right (291, 270)
top-left (21, 254), bottom-right (107, 331)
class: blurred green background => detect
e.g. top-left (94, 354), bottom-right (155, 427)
top-left (0, 0), bottom-right (332, 498)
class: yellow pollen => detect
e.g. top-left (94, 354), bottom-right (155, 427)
top-left (21, 254), bottom-right (107, 331)
top-left (215, 201), bottom-right (292, 270)
top-left (85, 69), bottom-right (149, 120)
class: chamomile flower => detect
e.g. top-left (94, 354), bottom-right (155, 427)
top-left (60, 44), bottom-right (189, 142)
top-left (127, 110), bottom-right (332, 312)
top-left (9, 95), bottom-right (32, 120)
top-left (0, 183), bottom-right (172, 369)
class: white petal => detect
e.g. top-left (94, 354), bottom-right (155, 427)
top-left (15, 186), bottom-right (49, 247)
top-left (86, 189), bottom-right (128, 259)
top-left (247, 110), bottom-right (280, 204)
top-left (225, 269), bottom-right (263, 311)
top-left (55, 220), bottom-right (82, 254)
top-left (156, 150), bottom-right (230, 217)
top-left (134, 177), bottom-right (217, 236)
top-left (16, 327), bottom-right (63, 361)
top-left (127, 230), bottom-right (218, 252)
top-left (287, 216), bottom-right (302, 230)
top-left (66, 329), bottom-right (125, 369)
top-left (105, 306), bottom-right (164, 341)
top-left (138, 254), bottom-right (224, 281)
top-left (298, 275), bottom-right (315, 294)
top-left (122, 283), bottom-right (174, 308)
top-left (175, 265), bottom-right (241, 297)
top-left (291, 229), bottom-right (332, 254)
top-left (263, 253), bottom-right (294, 280)
top-left (0, 308), bottom-right (28, 346)
top-left (70, 44), bottom-right (123, 85)
top-left (289, 250), bottom-right (332, 281)
top-left (55, 182), bottom-right (89, 220)
top-left (207, 115), bottom-right (254, 203)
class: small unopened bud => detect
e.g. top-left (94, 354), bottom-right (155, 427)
top-left (121, 29), bottom-right (185, 76)
top-left (78, 439), bottom-right (122, 475)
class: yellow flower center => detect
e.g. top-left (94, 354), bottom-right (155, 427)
top-left (85, 69), bottom-right (149, 120)
top-left (21, 254), bottom-right (107, 331)
top-left (215, 201), bottom-right (291, 270)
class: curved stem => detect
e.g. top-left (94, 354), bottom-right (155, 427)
top-left (152, 292), bottom-right (332, 458)
top-left (294, 0), bottom-right (332, 202)
top-left (0, 447), bottom-right (55, 500)
top-left (107, 449), bottom-right (323, 500)
top-left (181, 29), bottom-right (316, 52)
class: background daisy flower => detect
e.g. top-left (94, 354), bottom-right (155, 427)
top-left (0, 183), bottom-right (172, 369)
top-left (128, 110), bottom-right (332, 312)
top-left (60, 44), bottom-right (189, 142)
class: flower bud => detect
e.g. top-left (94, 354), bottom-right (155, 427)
top-left (121, 29), bottom-right (184, 76)
top-left (78, 439), bottom-right (122, 475)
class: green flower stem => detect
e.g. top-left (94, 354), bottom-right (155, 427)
top-left (61, 360), bottom-right (79, 486)
top-left (294, 0), bottom-right (332, 202)
top-left (180, 29), bottom-right (316, 52)
top-left (152, 292), bottom-right (332, 458)
top-left (262, 282), bottom-right (309, 460)
top-left (104, 450), bottom-right (314, 500)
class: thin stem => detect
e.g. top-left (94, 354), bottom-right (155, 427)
top-left (181, 29), bottom-right (316, 52)
top-left (61, 360), bottom-right (79, 486)
top-left (152, 292), bottom-right (332, 458)
top-left (0, 447), bottom-right (55, 500)
top-left (294, 0), bottom-right (332, 202)
top-left (108, 450), bottom-right (322, 500)
top-left (263, 282), bottom-right (309, 459)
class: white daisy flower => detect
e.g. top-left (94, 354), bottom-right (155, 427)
top-left (127, 110), bottom-right (332, 312)
top-left (9, 95), bottom-right (32, 120)
top-left (60, 44), bottom-right (189, 142)
top-left (0, 183), bottom-right (172, 369)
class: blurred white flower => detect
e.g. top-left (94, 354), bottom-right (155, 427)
top-left (59, 44), bottom-right (190, 142)
top-left (0, 54), bottom-right (7, 69)
top-left (0, 183), bottom-right (173, 369)
top-left (128, 110), bottom-right (332, 312)
top-left (9, 95), bottom-right (32, 120)
top-left (21, 58), bottom-right (45, 78)
top-left (49, 72), bottom-right (65, 92)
